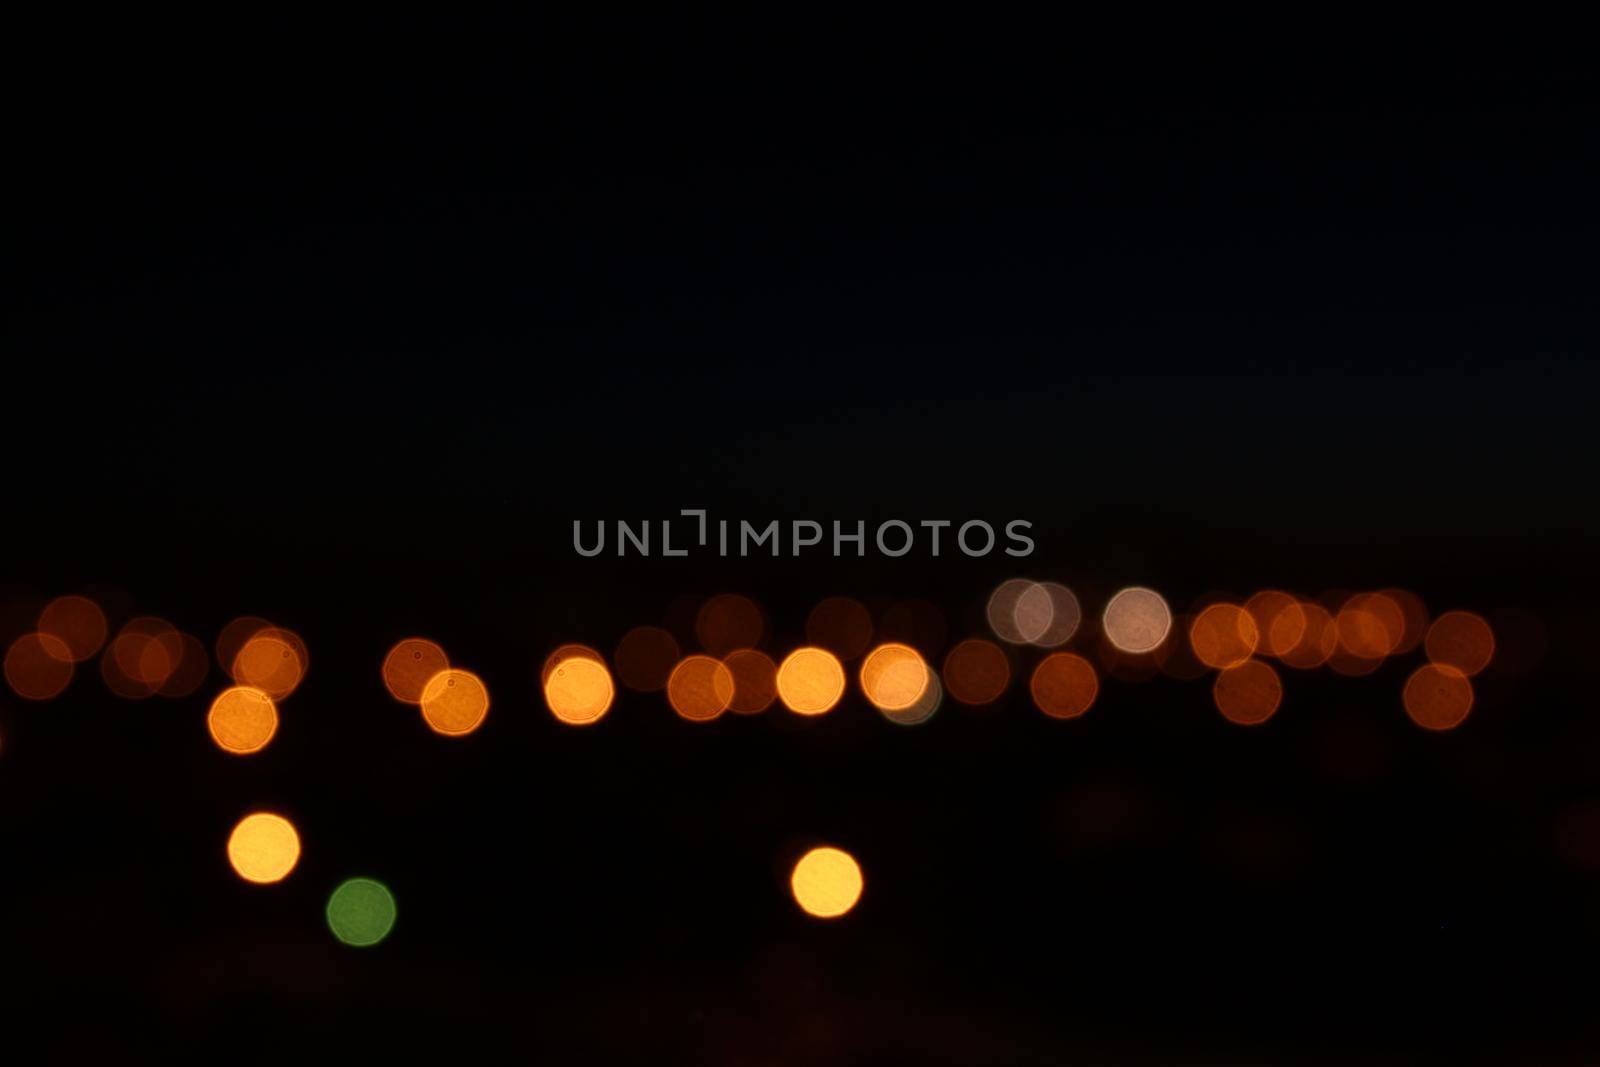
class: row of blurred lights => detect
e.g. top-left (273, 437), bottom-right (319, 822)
top-left (1, 582), bottom-right (1523, 931)
top-left (3, 584), bottom-right (1509, 738)
top-left (369, 584), bottom-right (1502, 735)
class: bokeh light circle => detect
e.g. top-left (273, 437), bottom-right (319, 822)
top-left (879, 671), bottom-right (943, 726)
top-left (859, 643), bottom-right (930, 712)
top-left (1404, 664), bottom-right (1474, 731)
top-left (776, 647), bottom-right (846, 715)
top-left (544, 654), bottom-right (614, 726)
top-left (1244, 591), bottom-right (1306, 659)
top-left (1212, 659), bottom-right (1283, 725)
top-left (382, 638), bottom-right (450, 704)
top-left (941, 638), bottom-right (1011, 706)
top-left (695, 594), bottom-right (765, 657)
top-left (1336, 593), bottom-right (1403, 659)
top-left (805, 597), bottom-right (874, 661)
top-left (1425, 611), bottom-right (1494, 677)
top-left (420, 669), bottom-right (491, 736)
top-left (36, 595), bottom-right (107, 663)
top-left (1189, 604), bottom-right (1260, 670)
top-left (1102, 587), bottom-right (1172, 654)
top-left (667, 654), bottom-right (737, 722)
top-left (1030, 652), bottom-right (1099, 719)
top-left (790, 846), bottom-right (864, 919)
top-left (614, 626), bottom-right (681, 692)
top-left (327, 877), bottom-right (398, 947)
top-left (232, 629), bottom-right (307, 700)
top-left (158, 633), bottom-right (210, 698)
top-left (986, 579), bottom-right (1040, 644)
top-left (723, 648), bottom-right (778, 714)
top-left (207, 686), bottom-right (279, 754)
top-left (4, 633), bottom-right (74, 700)
top-left (227, 812), bottom-right (301, 884)
top-left (1279, 602), bottom-right (1338, 670)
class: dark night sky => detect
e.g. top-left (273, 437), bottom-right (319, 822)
top-left (3, 18), bottom-right (1599, 1062)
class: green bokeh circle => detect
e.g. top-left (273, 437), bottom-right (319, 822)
top-left (326, 877), bottom-right (397, 947)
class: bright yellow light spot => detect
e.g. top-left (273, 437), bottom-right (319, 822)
top-left (543, 655), bottom-right (614, 726)
top-left (420, 668), bottom-right (490, 735)
top-left (207, 686), bottom-right (279, 754)
top-left (775, 647), bottom-right (846, 715)
top-left (1102, 587), bottom-right (1172, 654)
top-left (666, 654), bottom-right (736, 722)
top-left (382, 638), bottom-right (450, 704)
top-left (859, 643), bottom-right (929, 711)
top-left (227, 812), bottom-right (301, 884)
top-left (790, 846), bottom-right (864, 919)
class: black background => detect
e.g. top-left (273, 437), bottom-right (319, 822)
top-left (3, 17), bottom-right (1598, 1063)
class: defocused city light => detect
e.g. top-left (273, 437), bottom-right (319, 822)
top-left (1189, 603), bottom-right (1260, 670)
top-left (1404, 663), bottom-right (1474, 730)
top-left (227, 812), bottom-right (301, 884)
top-left (543, 653), bottom-right (613, 725)
top-left (1102, 587), bottom-right (1172, 654)
top-left (4, 633), bottom-right (74, 700)
top-left (382, 638), bottom-right (450, 704)
top-left (800, 598), bottom-right (876, 662)
top-left (420, 668), bottom-right (491, 735)
top-left (805, 597), bottom-right (874, 661)
top-left (159, 633), bottom-right (210, 697)
top-left (1212, 659), bottom-right (1283, 725)
top-left (614, 626), bottom-right (680, 692)
top-left (859, 643), bottom-right (930, 712)
top-left (1244, 591), bottom-right (1305, 659)
top-left (232, 627), bottom-right (307, 700)
top-left (776, 647), bottom-right (846, 715)
top-left (941, 638), bottom-right (1011, 706)
top-left (1425, 611), bottom-right (1495, 677)
top-left (879, 670), bottom-right (943, 726)
top-left (1279, 601), bottom-right (1337, 669)
top-left (1030, 652), bottom-right (1099, 719)
top-left (327, 877), bottom-right (398, 947)
top-left (790, 845), bottom-right (864, 918)
top-left (723, 648), bottom-right (778, 714)
top-left (207, 685), bottom-right (279, 754)
top-left (667, 654), bottom-right (736, 722)
top-left (696, 593), bottom-right (765, 657)
top-left (36, 595), bottom-right (107, 663)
